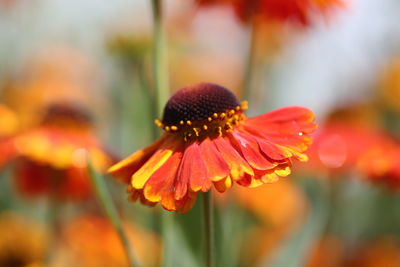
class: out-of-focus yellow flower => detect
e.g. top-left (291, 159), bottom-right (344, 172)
top-left (6, 103), bottom-right (114, 200)
top-left (0, 212), bottom-right (48, 267)
top-left (0, 104), bottom-right (18, 137)
top-left (379, 58), bottom-right (400, 112)
top-left (51, 215), bottom-right (162, 267)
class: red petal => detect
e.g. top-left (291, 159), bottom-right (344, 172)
top-left (247, 106), bottom-right (316, 134)
top-left (229, 131), bottom-right (276, 170)
top-left (178, 142), bottom-right (211, 193)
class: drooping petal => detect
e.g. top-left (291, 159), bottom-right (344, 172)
top-left (214, 176), bottom-right (233, 193)
top-left (241, 106), bottom-right (316, 160)
top-left (130, 137), bottom-right (180, 190)
top-left (213, 137), bottom-right (254, 181)
top-left (246, 106), bottom-right (316, 134)
top-left (199, 138), bottom-right (230, 182)
top-left (143, 149), bottom-right (183, 204)
top-left (176, 191), bottom-right (198, 213)
top-left (178, 142), bottom-right (211, 193)
top-left (108, 135), bottom-right (169, 183)
top-left (229, 131), bottom-right (276, 170)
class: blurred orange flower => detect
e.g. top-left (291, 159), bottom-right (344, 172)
top-left (379, 58), bottom-right (400, 113)
top-left (0, 104), bottom-right (18, 137)
top-left (346, 237), bottom-right (400, 267)
top-left (0, 212), bottom-right (48, 267)
top-left (358, 144), bottom-right (400, 190)
top-left (51, 215), bottom-right (162, 267)
top-left (306, 236), bottom-right (344, 267)
top-left (235, 180), bottom-right (308, 265)
top-left (5, 103), bottom-right (114, 200)
top-left (0, 105), bottom-right (19, 168)
top-left (109, 83), bottom-right (316, 213)
top-left (197, 0), bottom-right (344, 25)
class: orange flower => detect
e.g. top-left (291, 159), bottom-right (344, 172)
top-left (52, 215), bottom-right (162, 267)
top-left (109, 83), bottom-right (316, 213)
top-left (6, 103), bottom-right (114, 200)
top-left (197, 0), bottom-right (344, 25)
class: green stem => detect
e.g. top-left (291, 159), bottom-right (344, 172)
top-left (242, 21), bottom-right (257, 102)
top-left (87, 164), bottom-right (140, 267)
top-left (202, 191), bottom-right (215, 267)
top-left (151, 0), bottom-right (169, 118)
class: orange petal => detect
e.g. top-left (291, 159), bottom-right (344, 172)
top-left (178, 142), bottom-right (212, 193)
top-left (131, 137), bottom-right (180, 190)
top-left (199, 138), bottom-right (230, 182)
top-left (143, 149), bottom-right (183, 204)
top-left (108, 135), bottom-right (169, 183)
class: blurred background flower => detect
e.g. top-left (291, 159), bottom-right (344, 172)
top-left (1, 0), bottom-right (400, 266)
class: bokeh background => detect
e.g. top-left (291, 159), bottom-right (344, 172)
top-left (1, 0), bottom-right (400, 266)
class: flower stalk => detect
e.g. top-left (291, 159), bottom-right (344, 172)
top-left (151, 0), bottom-right (169, 118)
top-left (87, 163), bottom-right (140, 267)
top-left (202, 191), bottom-right (215, 267)
top-left (242, 20), bottom-right (257, 102)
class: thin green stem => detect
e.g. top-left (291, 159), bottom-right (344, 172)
top-left (151, 0), bottom-right (169, 118)
top-left (150, 1), bottom-right (174, 266)
top-left (242, 21), bottom-right (257, 102)
top-left (202, 191), bottom-right (215, 267)
top-left (87, 164), bottom-right (140, 267)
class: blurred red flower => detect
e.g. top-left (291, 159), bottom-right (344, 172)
top-left (306, 123), bottom-right (392, 172)
top-left (109, 83), bottom-right (316, 213)
top-left (197, 0), bottom-right (344, 25)
top-left (2, 103), bottom-right (114, 200)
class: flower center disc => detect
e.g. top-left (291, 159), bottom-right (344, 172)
top-left (41, 103), bottom-right (93, 128)
top-left (157, 83), bottom-right (247, 141)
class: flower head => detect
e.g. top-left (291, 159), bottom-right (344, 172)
top-left (109, 83), bottom-right (316, 213)
top-left (7, 103), bottom-right (114, 200)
